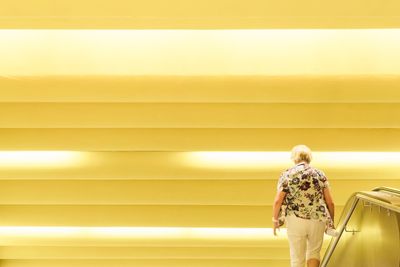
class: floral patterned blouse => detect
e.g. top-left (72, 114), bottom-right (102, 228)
top-left (277, 162), bottom-right (332, 224)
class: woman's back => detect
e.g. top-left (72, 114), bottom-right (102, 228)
top-left (278, 162), bottom-right (330, 221)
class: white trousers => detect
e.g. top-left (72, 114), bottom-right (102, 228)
top-left (286, 215), bottom-right (325, 267)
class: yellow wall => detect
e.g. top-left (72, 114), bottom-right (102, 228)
top-left (1, 0), bottom-right (400, 29)
top-left (0, 1), bottom-right (400, 266)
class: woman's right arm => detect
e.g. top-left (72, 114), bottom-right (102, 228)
top-left (323, 187), bottom-right (335, 223)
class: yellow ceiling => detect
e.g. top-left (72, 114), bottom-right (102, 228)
top-left (0, 76), bottom-right (400, 103)
top-left (0, 151), bottom-right (398, 180)
top-left (1, 128), bottom-right (400, 151)
top-left (1, 0), bottom-right (400, 29)
top-left (0, 103), bottom-right (399, 128)
top-left (1, 30), bottom-right (400, 75)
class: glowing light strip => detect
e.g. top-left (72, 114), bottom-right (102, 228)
top-left (1, 151), bottom-right (399, 169)
top-left (1, 29), bottom-right (400, 76)
top-left (182, 151), bottom-right (400, 169)
top-left (0, 151), bottom-right (85, 167)
top-left (0, 227), bottom-right (287, 240)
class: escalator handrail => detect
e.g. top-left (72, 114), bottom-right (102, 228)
top-left (356, 192), bottom-right (400, 211)
top-left (320, 194), bottom-right (359, 267)
top-left (373, 186), bottom-right (400, 197)
top-left (321, 189), bottom-right (400, 267)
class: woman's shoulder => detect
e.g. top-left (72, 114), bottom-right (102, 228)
top-left (310, 167), bottom-right (328, 181)
top-left (280, 167), bottom-right (291, 175)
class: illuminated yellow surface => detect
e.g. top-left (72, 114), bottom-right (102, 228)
top-left (0, 259), bottom-right (293, 267)
top-left (0, 151), bottom-right (400, 180)
top-left (2, 128), bottom-right (400, 151)
top-left (183, 151), bottom-right (400, 169)
top-left (0, 151), bottom-right (86, 168)
top-left (0, 226), bottom-right (291, 246)
top-left (0, 226), bottom-right (286, 239)
top-left (0, 2), bottom-right (399, 266)
top-left (1, 30), bottom-right (400, 75)
top-left (0, 246), bottom-right (294, 259)
top-left (1, 0), bottom-right (400, 29)
top-left (2, 103), bottom-right (400, 128)
top-left (0, 76), bottom-right (400, 103)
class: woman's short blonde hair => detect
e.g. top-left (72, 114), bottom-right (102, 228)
top-left (291, 144), bottom-right (312, 164)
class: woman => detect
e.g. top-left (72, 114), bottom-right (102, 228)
top-left (272, 145), bottom-right (335, 267)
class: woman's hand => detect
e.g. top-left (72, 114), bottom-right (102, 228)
top-left (273, 219), bottom-right (280, 236)
top-left (272, 190), bottom-right (286, 236)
